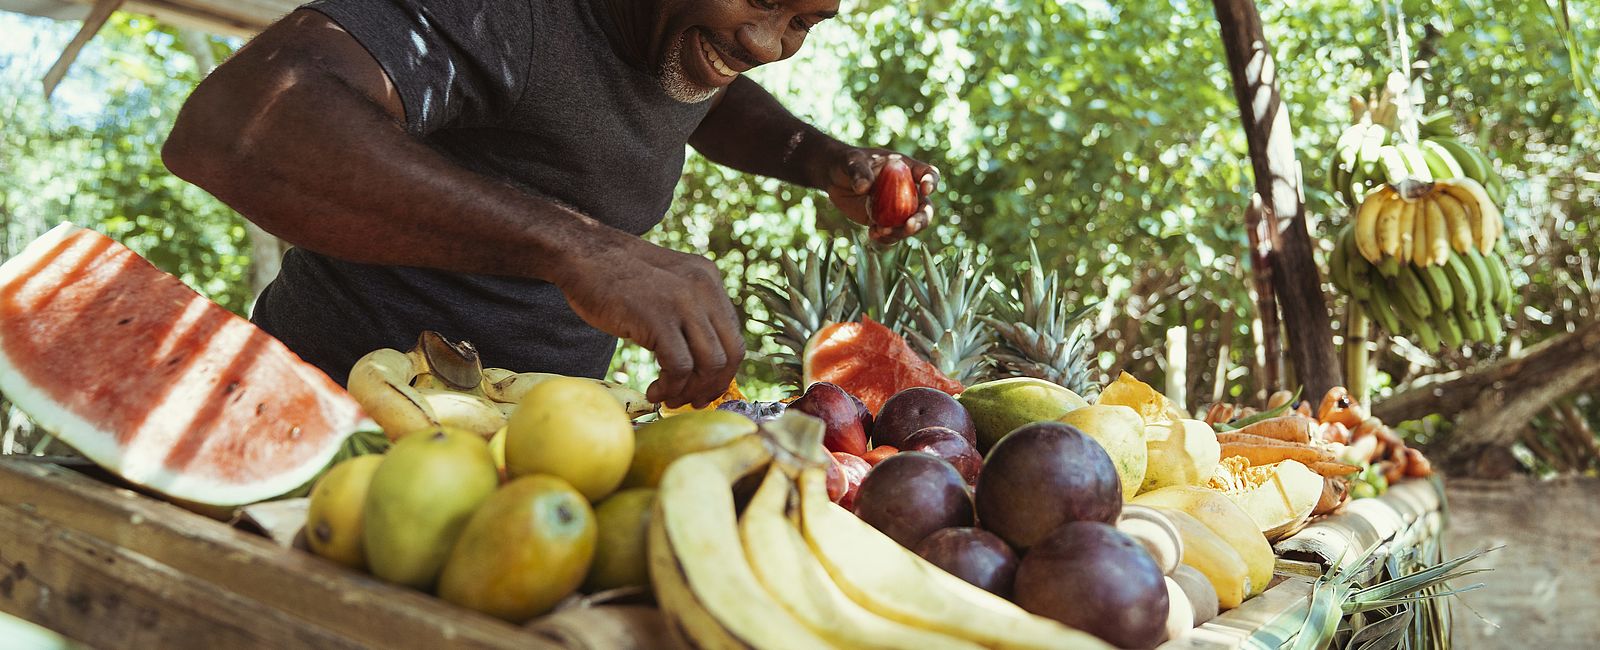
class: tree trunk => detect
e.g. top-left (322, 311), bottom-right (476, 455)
top-left (1212, 0), bottom-right (1342, 402)
top-left (1372, 320), bottom-right (1600, 469)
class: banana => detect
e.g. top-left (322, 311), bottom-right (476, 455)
top-left (1341, 228), bottom-right (1374, 301)
top-left (1377, 255), bottom-right (1402, 279)
top-left (1484, 302), bottom-right (1506, 345)
top-left (1377, 145), bottom-right (1412, 186)
top-left (790, 462), bottom-right (1106, 648)
top-left (651, 430), bottom-right (836, 650)
top-left (1430, 138), bottom-right (1487, 182)
top-left (1455, 301), bottom-right (1487, 343)
top-left (482, 371), bottom-right (656, 418)
top-left (1412, 196), bottom-right (1433, 266)
top-left (416, 388), bottom-right (507, 438)
top-left (1353, 186), bottom-right (1391, 262)
top-left (1418, 264), bottom-right (1455, 313)
top-left (1376, 191), bottom-right (1405, 258)
top-left (1366, 278), bottom-right (1405, 336)
top-left (1420, 111), bottom-right (1454, 138)
top-left (1393, 289), bottom-right (1442, 352)
top-left (1485, 251), bottom-right (1514, 314)
top-left (1353, 124), bottom-right (1388, 192)
top-left (1438, 178), bottom-right (1502, 251)
top-left (1432, 192), bottom-right (1475, 254)
top-left (347, 347), bottom-right (437, 440)
top-left (1433, 309), bottom-right (1466, 348)
top-left (1396, 143), bottom-right (1434, 182)
top-left (1419, 140), bottom-right (1466, 180)
top-left (1423, 196), bottom-right (1450, 265)
top-left (646, 503), bottom-right (749, 650)
top-left (1396, 265), bottom-right (1434, 318)
top-left (1463, 248), bottom-right (1497, 315)
top-left (1443, 252), bottom-right (1481, 320)
top-left (1331, 125), bottom-right (1366, 205)
top-left (741, 465), bottom-right (982, 650)
top-left (1327, 232), bottom-right (1351, 294)
top-left (1395, 198), bottom-right (1416, 264)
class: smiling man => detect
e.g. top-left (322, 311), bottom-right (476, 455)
top-left (163, 0), bottom-right (938, 408)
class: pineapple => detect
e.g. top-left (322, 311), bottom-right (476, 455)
top-left (981, 244), bottom-right (1097, 395)
top-left (900, 243), bottom-right (994, 385)
top-left (845, 234), bottom-right (907, 331)
top-left (752, 238), bottom-right (853, 384)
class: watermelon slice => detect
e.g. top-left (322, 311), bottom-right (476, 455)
top-left (0, 223), bottom-right (369, 505)
top-left (801, 317), bottom-right (964, 415)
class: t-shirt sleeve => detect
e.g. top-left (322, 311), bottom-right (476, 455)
top-left (301, 0), bottom-right (532, 134)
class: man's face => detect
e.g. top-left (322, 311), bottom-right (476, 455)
top-left (654, 0), bottom-right (840, 103)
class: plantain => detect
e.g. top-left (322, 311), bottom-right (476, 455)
top-left (1418, 264), bottom-right (1455, 313)
top-left (1395, 265), bottom-right (1435, 318)
top-left (1395, 198), bottom-right (1416, 265)
top-left (1377, 145), bottom-right (1412, 186)
top-left (649, 425), bottom-right (835, 650)
top-left (1443, 252), bottom-right (1481, 320)
top-left (1463, 248), bottom-right (1497, 315)
top-left (1485, 250), bottom-right (1515, 314)
top-left (1418, 139), bottom-right (1466, 179)
top-left (347, 347), bottom-right (435, 440)
top-left (1392, 291), bottom-right (1442, 353)
top-left (1366, 279), bottom-right (1405, 337)
top-left (1432, 192), bottom-right (1475, 254)
top-left (1353, 185), bottom-right (1391, 262)
top-left (1376, 191), bottom-right (1405, 258)
top-left (1395, 143), bottom-right (1434, 182)
top-left (1432, 309), bottom-right (1466, 349)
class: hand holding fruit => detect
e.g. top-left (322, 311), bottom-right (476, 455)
top-left (820, 146), bottom-right (939, 245)
top-left (552, 233), bottom-right (744, 409)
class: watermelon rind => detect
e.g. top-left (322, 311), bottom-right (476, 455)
top-left (0, 223), bottom-right (370, 505)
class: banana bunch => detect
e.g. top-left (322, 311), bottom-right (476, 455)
top-left (1327, 114), bottom-right (1509, 208)
top-left (347, 331), bottom-right (656, 441)
top-left (649, 411), bottom-right (1112, 650)
top-left (1349, 178), bottom-right (1502, 271)
top-left (1329, 220), bottom-right (1514, 352)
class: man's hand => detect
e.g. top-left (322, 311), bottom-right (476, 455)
top-left (554, 235), bottom-right (744, 409)
top-left (819, 148), bottom-right (940, 245)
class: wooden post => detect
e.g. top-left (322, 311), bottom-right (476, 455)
top-left (41, 0), bottom-right (125, 99)
top-left (1213, 0), bottom-right (1342, 402)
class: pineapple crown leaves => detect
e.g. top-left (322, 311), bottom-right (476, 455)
top-left (901, 243), bottom-right (996, 383)
top-left (752, 239), bottom-right (853, 374)
top-left (845, 234), bottom-right (908, 331)
top-left (981, 241), bottom-right (1098, 393)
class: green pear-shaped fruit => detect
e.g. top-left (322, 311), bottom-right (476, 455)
top-left (363, 427), bottom-right (498, 588)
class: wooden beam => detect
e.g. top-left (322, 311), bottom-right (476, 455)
top-left (40, 0), bottom-right (122, 99)
top-left (0, 460), bottom-right (561, 649)
top-left (1212, 0), bottom-right (1342, 402)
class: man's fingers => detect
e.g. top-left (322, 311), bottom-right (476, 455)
top-left (681, 317), bottom-right (730, 407)
top-left (647, 326), bottom-right (694, 407)
top-left (920, 165), bottom-right (941, 196)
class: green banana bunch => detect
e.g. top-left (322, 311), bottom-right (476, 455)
top-left (1327, 107), bottom-right (1510, 209)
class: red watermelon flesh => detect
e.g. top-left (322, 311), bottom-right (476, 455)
top-left (0, 223), bottom-right (370, 505)
top-left (801, 317), bottom-right (963, 415)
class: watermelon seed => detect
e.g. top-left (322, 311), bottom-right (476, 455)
top-left (223, 381), bottom-right (239, 395)
top-left (116, 317), bottom-right (132, 326)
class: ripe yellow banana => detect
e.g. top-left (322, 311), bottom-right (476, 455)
top-left (347, 347), bottom-right (436, 440)
top-left (741, 465), bottom-right (983, 650)
top-left (1353, 186), bottom-right (1390, 262)
top-left (481, 371), bottom-right (656, 418)
top-left (647, 507), bottom-right (749, 650)
top-left (1438, 178), bottom-right (1501, 252)
top-left (1412, 197), bottom-right (1432, 267)
top-left (651, 431), bottom-right (835, 650)
top-left (1432, 192), bottom-right (1475, 254)
top-left (1395, 198), bottom-right (1416, 264)
top-left (1376, 192), bottom-right (1405, 258)
top-left (792, 466), bottom-right (1109, 649)
top-left (1433, 196), bottom-right (1459, 265)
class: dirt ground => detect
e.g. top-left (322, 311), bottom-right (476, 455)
top-left (1444, 475), bottom-right (1600, 649)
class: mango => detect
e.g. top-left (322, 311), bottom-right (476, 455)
top-left (622, 410), bottom-right (756, 489)
top-left (583, 487), bottom-right (655, 592)
top-left (437, 475), bottom-right (597, 623)
top-left (1058, 404), bottom-right (1148, 500)
top-left (363, 428), bottom-right (499, 588)
top-left (506, 377), bottom-right (634, 502)
top-left (957, 377), bottom-right (1089, 453)
top-left (1141, 419), bottom-right (1221, 493)
top-left (1153, 509), bottom-right (1251, 609)
top-left (1132, 486), bottom-right (1274, 597)
top-left (305, 454), bottom-right (384, 569)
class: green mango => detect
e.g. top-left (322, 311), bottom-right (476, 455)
top-left (363, 427), bottom-right (498, 589)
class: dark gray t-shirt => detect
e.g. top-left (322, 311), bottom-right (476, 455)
top-left (253, 0), bottom-right (712, 384)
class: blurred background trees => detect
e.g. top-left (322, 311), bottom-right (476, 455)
top-left (1, 1), bottom-right (1594, 474)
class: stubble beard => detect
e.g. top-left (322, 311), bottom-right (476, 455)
top-left (658, 33), bottom-right (719, 104)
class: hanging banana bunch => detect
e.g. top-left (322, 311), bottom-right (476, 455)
top-left (1328, 179), bottom-right (1514, 352)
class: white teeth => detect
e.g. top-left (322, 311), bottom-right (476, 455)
top-left (701, 41), bottom-right (737, 77)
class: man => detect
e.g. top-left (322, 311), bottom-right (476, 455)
top-left (162, 0), bottom-right (938, 409)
